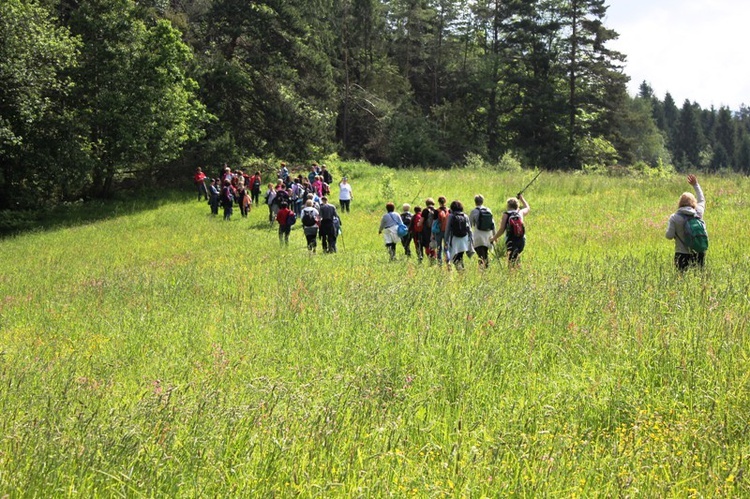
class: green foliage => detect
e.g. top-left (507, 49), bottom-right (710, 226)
top-left (378, 170), bottom-right (396, 200)
top-left (579, 135), bottom-right (619, 169)
top-left (0, 0), bottom-right (80, 207)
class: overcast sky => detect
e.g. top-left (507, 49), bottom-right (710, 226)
top-left (605, 0), bottom-right (750, 110)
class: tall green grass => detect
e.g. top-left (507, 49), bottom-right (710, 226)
top-left (1, 164), bottom-right (749, 496)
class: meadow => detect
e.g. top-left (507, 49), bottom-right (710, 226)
top-left (1, 163), bottom-right (750, 497)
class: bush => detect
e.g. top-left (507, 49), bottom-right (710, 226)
top-left (495, 151), bottom-right (523, 172)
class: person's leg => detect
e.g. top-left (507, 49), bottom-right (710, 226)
top-left (453, 252), bottom-right (465, 270)
top-left (435, 233), bottom-right (444, 264)
top-left (476, 246), bottom-right (488, 268)
top-left (387, 243), bottom-right (396, 260)
top-left (675, 253), bottom-right (690, 271)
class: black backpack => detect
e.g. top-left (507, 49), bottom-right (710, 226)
top-left (221, 186), bottom-right (234, 204)
top-left (476, 207), bottom-right (494, 231)
top-left (401, 212), bottom-right (413, 229)
top-left (451, 213), bottom-right (469, 237)
top-left (302, 209), bottom-right (317, 227)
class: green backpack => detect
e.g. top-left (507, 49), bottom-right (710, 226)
top-left (682, 214), bottom-right (709, 253)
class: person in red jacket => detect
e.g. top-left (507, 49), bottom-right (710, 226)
top-left (276, 202), bottom-right (294, 246)
top-left (194, 167), bottom-right (208, 201)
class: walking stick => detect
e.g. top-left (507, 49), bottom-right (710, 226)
top-left (517, 170), bottom-right (542, 198)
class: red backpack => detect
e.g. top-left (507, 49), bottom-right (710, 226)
top-left (505, 211), bottom-right (525, 238)
top-left (413, 213), bottom-right (424, 233)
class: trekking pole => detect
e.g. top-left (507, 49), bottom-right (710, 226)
top-left (517, 170), bottom-right (542, 198)
top-left (410, 181), bottom-right (426, 205)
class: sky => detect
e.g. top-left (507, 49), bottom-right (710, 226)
top-left (605, 0), bottom-right (750, 110)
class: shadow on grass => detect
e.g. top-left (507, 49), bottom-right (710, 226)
top-left (0, 188), bottom-right (191, 238)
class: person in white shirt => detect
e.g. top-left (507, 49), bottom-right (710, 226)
top-left (338, 177), bottom-right (353, 213)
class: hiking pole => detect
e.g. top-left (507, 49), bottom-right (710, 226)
top-left (517, 170), bottom-right (542, 198)
top-left (410, 181), bottom-right (427, 205)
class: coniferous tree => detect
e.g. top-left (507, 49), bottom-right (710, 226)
top-left (714, 106), bottom-right (735, 168)
top-left (674, 99), bottom-right (705, 169)
top-left (558, 0), bottom-right (628, 168)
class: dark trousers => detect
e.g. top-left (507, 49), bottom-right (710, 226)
top-left (339, 199), bottom-right (351, 212)
top-left (475, 246), bottom-right (489, 267)
top-left (279, 227), bottom-right (290, 245)
top-left (305, 233), bottom-right (317, 251)
top-left (675, 252), bottom-right (705, 271)
top-left (401, 234), bottom-right (412, 256)
top-left (320, 221), bottom-right (337, 253)
top-left (197, 182), bottom-right (208, 200)
top-left (251, 189), bottom-right (260, 205)
top-left (507, 237), bottom-right (525, 264)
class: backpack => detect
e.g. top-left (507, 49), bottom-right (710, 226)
top-left (413, 214), bottom-right (424, 233)
top-left (397, 221), bottom-right (409, 238)
top-left (423, 208), bottom-right (436, 234)
top-left (322, 182), bottom-right (330, 195)
top-left (252, 177), bottom-right (261, 190)
top-left (391, 213), bottom-right (409, 238)
top-left (221, 186), bottom-right (234, 204)
top-left (506, 211), bottom-right (525, 238)
top-left (285, 211), bottom-right (297, 228)
top-left (400, 212), bottom-right (413, 230)
top-left (302, 209), bottom-right (317, 227)
top-left (437, 208), bottom-right (450, 232)
top-left (476, 207), bottom-right (494, 231)
top-left (682, 214), bottom-right (709, 252)
top-left (451, 213), bottom-right (469, 237)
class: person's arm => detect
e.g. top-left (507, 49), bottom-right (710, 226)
top-left (688, 174), bottom-right (706, 218)
top-left (519, 194), bottom-right (530, 216)
top-left (444, 214), bottom-right (453, 241)
top-left (378, 214), bottom-right (387, 233)
top-left (665, 214), bottom-right (676, 240)
top-left (490, 213), bottom-right (508, 244)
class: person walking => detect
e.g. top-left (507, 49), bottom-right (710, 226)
top-left (666, 174), bottom-right (707, 271)
top-left (420, 198), bottom-right (438, 263)
top-left (264, 183), bottom-right (277, 224)
top-left (249, 171), bottom-right (262, 206)
top-left (300, 200), bottom-right (320, 253)
top-left (194, 167), bottom-right (208, 201)
top-left (220, 179), bottom-right (234, 221)
top-left (378, 202), bottom-right (402, 260)
top-left (444, 200), bottom-right (472, 270)
top-left (208, 178), bottom-right (220, 215)
top-left (319, 196), bottom-right (340, 253)
top-left (276, 202), bottom-right (294, 246)
top-left (338, 177), bottom-right (353, 213)
top-left (400, 203), bottom-right (413, 257)
top-left (469, 194), bottom-right (495, 269)
top-left (490, 193), bottom-right (530, 267)
top-left (434, 196), bottom-right (450, 265)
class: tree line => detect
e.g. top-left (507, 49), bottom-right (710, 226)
top-left (2, 0), bottom-right (749, 209)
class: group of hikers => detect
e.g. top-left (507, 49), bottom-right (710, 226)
top-left (377, 174), bottom-right (707, 271)
top-left (194, 164), bottom-right (708, 271)
top-left (193, 162), bottom-right (353, 254)
top-left (378, 193), bottom-right (530, 269)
